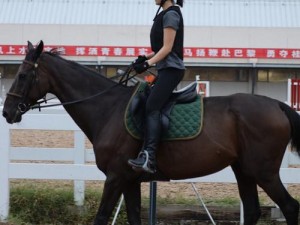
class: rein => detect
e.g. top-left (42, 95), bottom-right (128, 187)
top-left (29, 64), bottom-right (140, 111)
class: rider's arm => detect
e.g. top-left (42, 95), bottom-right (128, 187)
top-left (147, 27), bottom-right (176, 66)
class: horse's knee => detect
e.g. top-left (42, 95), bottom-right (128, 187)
top-left (244, 209), bottom-right (261, 225)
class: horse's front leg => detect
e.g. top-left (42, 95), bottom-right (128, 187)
top-left (123, 181), bottom-right (142, 225)
top-left (94, 176), bottom-right (123, 225)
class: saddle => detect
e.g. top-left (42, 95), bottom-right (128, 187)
top-left (125, 82), bottom-right (204, 141)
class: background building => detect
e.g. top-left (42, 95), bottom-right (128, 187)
top-left (1, 0), bottom-right (300, 102)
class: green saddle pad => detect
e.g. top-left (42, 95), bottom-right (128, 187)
top-left (124, 82), bottom-right (204, 141)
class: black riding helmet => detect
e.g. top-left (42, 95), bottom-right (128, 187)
top-left (153, 0), bottom-right (183, 20)
top-left (160, 0), bottom-right (167, 6)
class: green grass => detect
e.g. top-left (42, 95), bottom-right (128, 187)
top-left (6, 183), bottom-right (291, 225)
top-left (10, 186), bottom-right (96, 224)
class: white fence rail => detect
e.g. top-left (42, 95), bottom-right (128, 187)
top-left (1, 107), bottom-right (300, 222)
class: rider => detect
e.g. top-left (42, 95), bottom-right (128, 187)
top-left (128, 0), bottom-right (185, 173)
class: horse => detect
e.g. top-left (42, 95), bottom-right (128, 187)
top-left (2, 40), bottom-right (300, 225)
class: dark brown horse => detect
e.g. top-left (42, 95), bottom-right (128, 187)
top-left (3, 41), bottom-right (300, 225)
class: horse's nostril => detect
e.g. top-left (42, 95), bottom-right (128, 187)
top-left (2, 111), bottom-right (8, 118)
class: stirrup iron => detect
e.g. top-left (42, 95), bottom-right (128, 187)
top-left (140, 151), bottom-right (155, 173)
top-left (131, 150), bottom-right (156, 173)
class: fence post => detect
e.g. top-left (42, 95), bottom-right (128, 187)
top-left (0, 117), bottom-right (10, 221)
top-left (149, 181), bottom-right (157, 225)
top-left (74, 131), bottom-right (86, 206)
top-left (287, 79), bottom-right (291, 107)
top-left (290, 78), bottom-right (300, 111)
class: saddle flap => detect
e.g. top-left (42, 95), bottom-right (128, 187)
top-left (129, 84), bottom-right (151, 135)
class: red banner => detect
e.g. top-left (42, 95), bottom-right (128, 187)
top-left (0, 45), bottom-right (300, 59)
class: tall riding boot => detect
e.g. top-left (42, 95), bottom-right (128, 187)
top-left (128, 110), bottom-right (161, 173)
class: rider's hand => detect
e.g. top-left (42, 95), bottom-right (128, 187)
top-left (132, 55), bottom-right (147, 66)
top-left (133, 61), bottom-right (149, 74)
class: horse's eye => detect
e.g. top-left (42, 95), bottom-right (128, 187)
top-left (19, 73), bottom-right (26, 79)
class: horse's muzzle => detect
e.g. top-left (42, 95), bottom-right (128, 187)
top-left (2, 110), bottom-right (22, 124)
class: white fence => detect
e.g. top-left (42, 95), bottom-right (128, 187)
top-left (1, 107), bottom-right (300, 222)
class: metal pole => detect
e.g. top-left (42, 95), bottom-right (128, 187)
top-left (149, 181), bottom-right (157, 225)
top-left (191, 183), bottom-right (216, 225)
top-left (112, 195), bottom-right (124, 225)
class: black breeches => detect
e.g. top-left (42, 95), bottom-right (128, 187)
top-left (145, 68), bottom-right (184, 114)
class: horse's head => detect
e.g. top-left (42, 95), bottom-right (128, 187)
top-left (2, 40), bottom-right (47, 123)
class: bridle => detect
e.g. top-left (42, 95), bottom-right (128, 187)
top-left (6, 59), bottom-right (143, 113)
top-left (6, 59), bottom-right (41, 113)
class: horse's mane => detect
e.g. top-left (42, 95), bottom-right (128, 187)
top-left (42, 49), bottom-right (136, 86)
top-left (48, 48), bottom-right (62, 55)
top-left (42, 49), bottom-right (109, 79)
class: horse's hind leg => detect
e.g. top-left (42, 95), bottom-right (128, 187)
top-left (123, 181), bottom-right (142, 225)
top-left (257, 173), bottom-right (299, 225)
top-left (231, 163), bottom-right (261, 225)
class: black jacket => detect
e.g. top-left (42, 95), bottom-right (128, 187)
top-left (150, 6), bottom-right (184, 60)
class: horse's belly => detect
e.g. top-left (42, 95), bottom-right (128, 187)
top-left (158, 142), bottom-right (237, 180)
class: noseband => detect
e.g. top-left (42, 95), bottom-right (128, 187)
top-left (6, 60), bottom-right (39, 113)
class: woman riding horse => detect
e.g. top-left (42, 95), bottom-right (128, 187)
top-left (128, 0), bottom-right (185, 173)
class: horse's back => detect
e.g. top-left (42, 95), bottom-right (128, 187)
top-left (226, 93), bottom-right (290, 136)
top-left (211, 93), bottom-right (291, 146)
top-left (204, 93), bottom-right (289, 128)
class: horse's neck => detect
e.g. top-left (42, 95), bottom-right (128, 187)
top-left (44, 56), bottom-right (132, 142)
top-left (64, 87), bottom-right (130, 143)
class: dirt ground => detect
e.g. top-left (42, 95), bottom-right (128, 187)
top-left (10, 130), bottom-right (300, 206)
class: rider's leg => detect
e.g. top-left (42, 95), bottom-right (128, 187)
top-left (128, 110), bottom-right (161, 173)
top-left (128, 68), bottom-right (184, 173)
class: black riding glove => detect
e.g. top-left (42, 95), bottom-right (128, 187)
top-left (133, 61), bottom-right (150, 74)
top-left (132, 55), bottom-right (147, 66)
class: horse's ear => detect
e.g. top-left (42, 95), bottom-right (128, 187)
top-left (32, 40), bottom-right (44, 61)
top-left (27, 41), bottom-right (34, 51)
top-left (35, 40), bottom-right (44, 57)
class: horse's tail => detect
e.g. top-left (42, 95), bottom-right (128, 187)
top-left (279, 101), bottom-right (300, 156)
